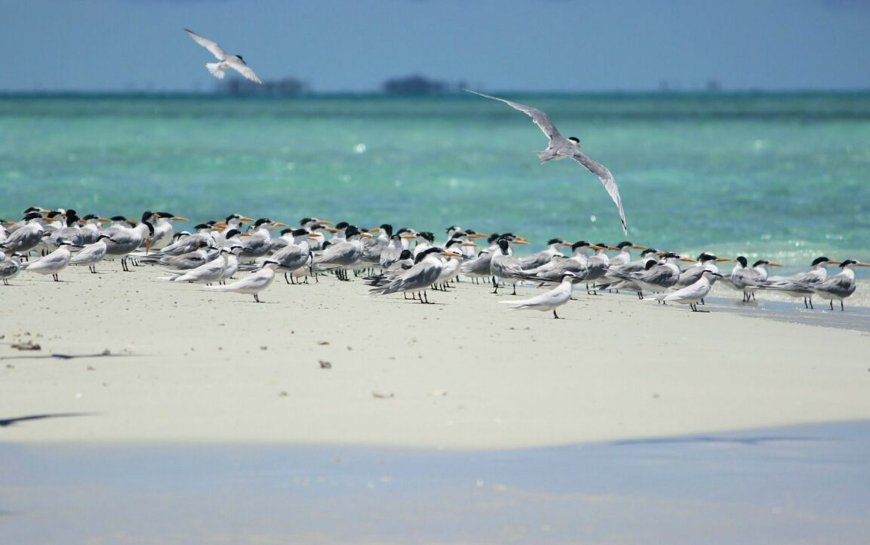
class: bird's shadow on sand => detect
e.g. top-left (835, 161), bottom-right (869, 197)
top-left (0, 412), bottom-right (97, 428)
top-left (612, 435), bottom-right (826, 447)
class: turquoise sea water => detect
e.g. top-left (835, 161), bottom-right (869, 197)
top-left (1, 93), bottom-right (868, 268)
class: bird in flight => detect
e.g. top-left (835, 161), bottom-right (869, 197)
top-left (466, 89), bottom-right (627, 234)
top-left (184, 28), bottom-right (263, 84)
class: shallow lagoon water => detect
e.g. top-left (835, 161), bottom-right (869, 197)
top-left (2, 421), bottom-right (869, 544)
top-left (2, 92), bottom-right (868, 266)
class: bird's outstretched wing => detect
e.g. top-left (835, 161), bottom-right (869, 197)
top-left (572, 151), bottom-right (628, 234)
top-left (184, 28), bottom-right (226, 60)
top-left (227, 58), bottom-right (263, 84)
top-left (465, 89), bottom-right (562, 141)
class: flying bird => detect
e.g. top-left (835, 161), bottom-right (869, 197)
top-left (466, 89), bottom-right (627, 234)
top-left (184, 28), bottom-right (263, 84)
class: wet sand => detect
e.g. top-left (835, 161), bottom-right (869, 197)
top-left (2, 421), bottom-right (869, 545)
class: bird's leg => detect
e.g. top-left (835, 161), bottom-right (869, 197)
top-left (840, 300), bottom-right (845, 311)
top-left (808, 297), bottom-right (814, 310)
top-left (284, 272), bottom-right (291, 284)
top-left (553, 309), bottom-right (560, 319)
top-left (830, 300), bottom-right (834, 311)
top-left (254, 294), bottom-right (261, 303)
top-left (637, 291), bottom-right (643, 300)
top-left (511, 283), bottom-right (517, 296)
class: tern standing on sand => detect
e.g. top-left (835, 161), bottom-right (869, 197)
top-left (0, 251), bottom-right (21, 285)
top-left (656, 270), bottom-right (721, 312)
top-left (500, 271), bottom-right (580, 319)
top-left (184, 28), bottom-right (263, 84)
top-left (207, 260), bottom-right (279, 303)
top-left (466, 89), bottom-right (628, 234)
top-left (22, 239), bottom-right (74, 282)
top-left (811, 259), bottom-right (868, 311)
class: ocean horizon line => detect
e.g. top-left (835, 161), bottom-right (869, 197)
top-left (1, 88), bottom-right (869, 100)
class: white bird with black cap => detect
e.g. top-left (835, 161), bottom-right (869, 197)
top-left (466, 89), bottom-right (628, 234)
top-left (810, 259), bottom-right (868, 311)
top-left (500, 271), bottom-right (581, 319)
top-left (656, 269), bottom-right (722, 312)
top-left (206, 259), bottom-right (280, 303)
top-left (184, 28), bottom-right (263, 84)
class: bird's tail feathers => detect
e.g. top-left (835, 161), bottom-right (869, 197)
top-left (206, 63), bottom-right (226, 79)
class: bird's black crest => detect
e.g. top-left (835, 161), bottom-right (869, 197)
top-left (415, 247), bottom-right (443, 263)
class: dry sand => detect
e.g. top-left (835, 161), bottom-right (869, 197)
top-left (1, 262), bottom-right (868, 450)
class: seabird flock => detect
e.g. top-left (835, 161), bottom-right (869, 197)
top-left (1, 30), bottom-right (865, 317)
top-left (0, 209), bottom-right (865, 316)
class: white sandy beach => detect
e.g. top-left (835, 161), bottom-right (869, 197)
top-left (1, 263), bottom-right (868, 450)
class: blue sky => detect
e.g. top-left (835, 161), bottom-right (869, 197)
top-left (2, 0), bottom-right (869, 92)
